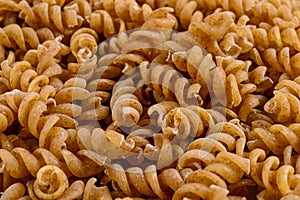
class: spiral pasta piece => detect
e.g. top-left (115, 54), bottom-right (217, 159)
top-left (0, 146), bottom-right (108, 179)
top-left (0, 89), bottom-right (28, 133)
top-left (189, 0), bottom-right (296, 25)
top-left (264, 77), bottom-right (300, 123)
top-left (177, 119), bottom-right (247, 171)
top-left (32, 165), bottom-right (69, 199)
top-left (173, 0), bottom-right (203, 30)
top-left (140, 61), bottom-right (202, 107)
top-left (0, 24), bottom-right (41, 61)
top-left (18, 0), bottom-right (84, 35)
top-left (249, 148), bottom-right (300, 196)
top-left (105, 164), bottom-right (185, 199)
top-left (248, 123), bottom-right (300, 156)
top-left (0, 182), bottom-right (26, 200)
top-left (248, 25), bottom-right (300, 52)
top-left (212, 65), bottom-right (254, 108)
top-left (162, 105), bottom-right (215, 140)
top-left (110, 78), bottom-right (143, 127)
top-left (170, 44), bottom-right (215, 98)
top-left (263, 47), bottom-right (300, 78)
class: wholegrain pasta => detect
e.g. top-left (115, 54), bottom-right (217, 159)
top-left (1, 0), bottom-right (300, 199)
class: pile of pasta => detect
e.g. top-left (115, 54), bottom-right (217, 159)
top-left (2, 0), bottom-right (300, 199)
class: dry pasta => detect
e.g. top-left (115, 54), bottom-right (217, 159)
top-left (2, 0), bottom-right (300, 199)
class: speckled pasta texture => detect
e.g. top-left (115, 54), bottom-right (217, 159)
top-left (1, 0), bottom-right (300, 199)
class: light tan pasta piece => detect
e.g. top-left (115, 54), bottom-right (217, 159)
top-left (143, 133), bottom-right (184, 169)
top-left (0, 145), bottom-right (108, 179)
top-left (18, 0), bottom-right (84, 35)
top-left (0, 99), bottom-right (16, 133)
top-left (247, 25), bottom-right (300, 52)
top-left (77, 127), bottom-right (135, 160)
top-left (189, 119), bottom-right (247, 155)
top-left (39, 0), bottom-right (67, 6)
top-left (173, 0), bottom-right (203, 29)
top-left (172, 183), bottom-right (229, 200)
top-left (32, 165), bottom-right (69, 200)
top-left (0, 182), bottom-right (25, 200)
top-left (82, 178), bottom-right (113, 200)
top-left (141, 7), bottom-right (178, 30)
top-left (110, 78), bottom-right (143, 127)
top-left (192, 0), bottom-right (294, 25)
top-left (218, 15), bottom-right (254, 57)
top-left (188, 11), bottom-right (235, 55)
top-left (264, 77), bottom-right (300, 123)
top-left (148, 101), bottom-right (179, 127)
top-left (238, 94), bottom-right (268, 122)
top-left (97, 32), bottom-right (129, 56)
top-left (283, 145), bottom-right (300, 175)
top-left (105, 164), bottom-right (184, 199)
top-left (171, 45), bottom-right (215, 99)
top-left (263, 47), bottom-right (300, 79)
top-left (69, 28), bottom-right (98, 63)
top-left (0, 147), bottom-right (68, 178)
top-left (248, 124), bottom-right (300, 156)
top-left (212, 65), bottom-right (254, 108)
top-left (0, 0), bottom-right (20, 13)
top-left (203, 151), bottom-right (250, 184)
top-left (0, 24), bottom-right (40, 61)
top-left (89, 9), bottom-right (126, 38)
top-left (249, 148), bottom-right (300, 196)
top-left (76, 96), bottom-right (110, 121)
top-left (162, 105), bottom-right (215, 141)
top-left (140, 61), bottom-right (202, 107)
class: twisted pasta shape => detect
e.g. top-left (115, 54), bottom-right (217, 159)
top-left (248, 123), bottom-right (300, 156)
top-left (250, 148), bottom-right (300, 196)
top-left (0, 146), bottom-right (108, 179)
top-left (0, 89), bottom-right (28, 133)
top-left (170, 44), bottom-right (215, 99)
top-left (140, 61), bottom-right (202, 107)
top-left (212, 65), bottom-right (254, 108)
top-left (248, 25), bottom-right (300, 52)
top-left (263, 47), bottom-right (300, 78)
top-left (172, 182), bottom-right (229, 200)
top-left (264, 77), bottom-right (300, 123)
top-left (32, 165), bottom-right (69, 199)
top-left (175, 151), bottom-right (250, 199)
top-left (105, 164), bottom-right (185, 199)
top-left (162, 105), bottom-right (215, 140)
top-left (26, 176), bottom-right (114, 200)
top-left (177, 119), bottom-right (247, 171)
top-left (110, 78), bottom-right (143, 127)
top-left (173, 0), bottom-right (203, 30)
top-left (0, 24), bottom-right (40, 61)
top-left (0, 182), bottom-right (26, 200)
top-left (188, 11), bottom-right (235, 48)
top-left (191, 0), bottom-right (296, 25)
top-left (18, 0), bottom-right (84, 35)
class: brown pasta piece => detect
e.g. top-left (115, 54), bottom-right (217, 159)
top-left (249, 148), bottom-right (300, 197)
top-left (2, 0), bottom-right (300, 199)
top-left (140, 61), bottom-right (202, 107)
top-left (110, 78), bottom-right (143, 127)
top-left (248, 123), bottom-right (300, 156)
top-left (264, 77), bottom-right (300, 123)
top-left (173, 0), bottom-right (203, 30)
top-left (18, 0), bottom-right (84, 35)
top-left (162, 105), bottom-right (215, 140)
top-left (0, 182), bottom-right (26, 200)
top-left (105, 164), bottom-right (184, 199)
top-left (0, 146), bottom-right (107, 179)
top-left (0, 24), bottom-right (40, 61)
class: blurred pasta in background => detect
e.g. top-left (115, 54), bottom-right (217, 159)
top-left (1, 0), bottom-right (300, 199)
